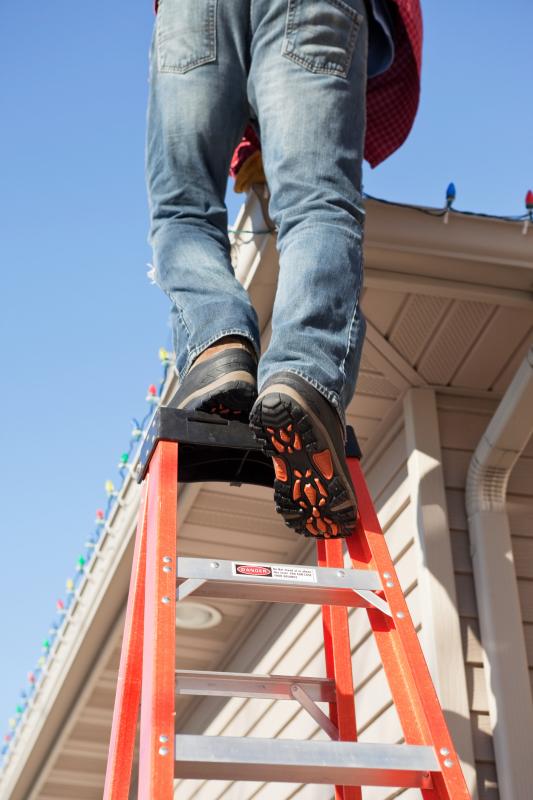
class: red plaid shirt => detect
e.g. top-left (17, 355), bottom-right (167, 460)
top-left (231, 0), bottom-right (422, 174)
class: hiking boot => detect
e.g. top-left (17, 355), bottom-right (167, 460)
top-left (168, 343), bottom-right (257, 420)
top-left (249, 372), bottom-right (358, 539)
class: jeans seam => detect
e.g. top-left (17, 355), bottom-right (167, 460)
top-left (339, 259), bottom-right (364, 400)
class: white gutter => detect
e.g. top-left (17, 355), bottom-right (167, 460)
top-left (466, 346), bottom-right (533, 800)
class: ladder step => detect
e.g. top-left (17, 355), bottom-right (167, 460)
top-left (175, 670), bottom-right (336, 702)
top-left (177, 557), bottom-right (383, 607)
top-left (174, 736), bottom-right (438, 788)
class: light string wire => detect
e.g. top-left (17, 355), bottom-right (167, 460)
top-left (228, 188), bottom-right (533, 235)
top-left (0, 349), bottom-right (174, 767)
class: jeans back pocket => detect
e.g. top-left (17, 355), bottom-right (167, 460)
top-left (283, 0), bottom-right (363, 78)
top-left (157, 0), bottom-right (218, 74)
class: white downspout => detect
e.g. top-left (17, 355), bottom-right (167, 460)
top-left (466, 346), bottom-right (533, 800)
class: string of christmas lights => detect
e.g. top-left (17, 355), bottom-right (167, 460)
top-left (228, 185), bottom-right (533, 236)
top-left (0, 348), bottom-right (174, 767)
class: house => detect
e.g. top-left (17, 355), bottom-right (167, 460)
top-left (1, 190), bottom-right (532, 800)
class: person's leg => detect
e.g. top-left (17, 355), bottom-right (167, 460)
top-left (146, 0), bottom-right (260, 385)
top-left (248, 0), bottom-right (368, 423)
top-left (248, 0), bottom-right (368, 538)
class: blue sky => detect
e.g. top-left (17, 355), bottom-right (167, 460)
top-left (1, 0), bottom-right (532, 757)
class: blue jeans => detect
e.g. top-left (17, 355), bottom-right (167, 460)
top-left (146, 0), bottom-right (368, 421)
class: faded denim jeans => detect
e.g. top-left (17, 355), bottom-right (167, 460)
top-left (146, 0), bottom-right (368, 421)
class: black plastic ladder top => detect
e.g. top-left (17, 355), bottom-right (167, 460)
top-left (137, 407), bottom-right (362, 487)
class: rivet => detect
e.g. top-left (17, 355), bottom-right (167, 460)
top-left (210, 561), bottom-right (220, 569)
top-left (386, 580), bottom-right (394, 588)
top-left (159, 735), bottom-right (169, 743)
top-left (396, 611), bottom-right (405, 619)
top-left (383, 572), bottom-right (391, 579)
top-left (440, 747), bottom-right (450, 756)
top-left (162, 566), bottom-right (171, 573)
top-left (443, 758), bottom-right (454, 768)
top-left (161, 596), bottom-right (171, 604)
top-left (158, 747), bottom-right (169, 756)
top-left (162, 556), bottom-right (172, 563)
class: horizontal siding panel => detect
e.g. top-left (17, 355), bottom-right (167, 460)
top-left (381, 500), bottom-right (413, 549)
top-left (524, 623), bottom-right (533, 666)
top-left (518, 580), bottom-right (533, 623)
top-left (507, 456), bottom-right (533, 496)
top-left (441, 448), bottom-right (469, 489)
top-left (476, 762), bottom-right (499, 800)
top-left (254, 781), bottom-right (329, 799)
top-left (455, 574), bottom-right (478, 618)
top-left (348, 394), bottom-right (397, 420)
top-left (446, 489), bottom-right (468, 532)
top-left (512, 538), bottom-right (533, 579)
top-left (358, 699), bottom-right (402, 744)
top-left (450, 529), bottom-right (472, 574)
top-left (436, 394), bottom-right (498, 416)
top-left (290, 784), bottom-right (334, 799)
top-left (438, 409), bottom-right (492, 451)
top-left (364, 789), bottom-right (420, 800)
top-left (373, 467), bottom-right (408, 513)
top-left (460, 617), bottom-right (483, 665)
top-left (365, 431), bottom-right (406, 499)
top-left (344, 415), bottom-right (382, 441)
top-left (510, 512), bottom-right (533, 538)
top-left (471, 712), bottom-right (495, 762)
top-left (467, 666), bottom-right (489, 713)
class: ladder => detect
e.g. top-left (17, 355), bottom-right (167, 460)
top-left (103, 407), bottom-right (472, 799)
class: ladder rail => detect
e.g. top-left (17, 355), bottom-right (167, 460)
top-left (347, 457), bottom-right (471, 799)
top-left (103, 482), bottom-right (148, 800)
top-left (318, 538), bottom-right (361, 800)
top-left (138, 441), bottom-right (178, 798)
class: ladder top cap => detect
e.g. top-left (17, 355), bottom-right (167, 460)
top-left (137, 407), bottom-right (361, 485)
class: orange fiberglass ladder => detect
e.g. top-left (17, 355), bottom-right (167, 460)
top-left (103, 406), bottom-right (472, 800)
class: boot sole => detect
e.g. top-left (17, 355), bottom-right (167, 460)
top-left (250, 387), bottom-right (358, 539)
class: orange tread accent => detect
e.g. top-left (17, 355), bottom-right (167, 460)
top-left (271, 437), bottom-right (285, 453)
top-left (315, 478), bottom-right (327, 496)
top-left (272, 457), bottom-right (288, 482)
top-left (312, 449), bottom-right (334, 480)
top-left (293, 479), bottom-right (302, 500)
top-left (304, 483), bottom-right (317, 505)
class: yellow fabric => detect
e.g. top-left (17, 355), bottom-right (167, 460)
top-left (234, 150), bottom-right (266, 193)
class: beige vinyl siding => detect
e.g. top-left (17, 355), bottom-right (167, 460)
top-left (508, 433), bottom-right (533, 700)
top-left (174, 425), bottom-right (421, 800)
top-left (437, 395), bottom-right (500, 799)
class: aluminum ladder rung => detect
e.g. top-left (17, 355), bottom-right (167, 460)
top-left (177, 556), bottom-right (384, 607)
top-left (174, 736), bottom-right (438, 788)
top-left (175, 669), bottom-right (336, 702)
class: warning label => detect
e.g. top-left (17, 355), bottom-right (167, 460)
top-left (232, 562), bottom-right (317, 583)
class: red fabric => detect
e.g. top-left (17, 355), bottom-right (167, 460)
top-left (154, 0), bottom-right (422, 172)
top-left (231, 0), bottom-right (423, 174)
